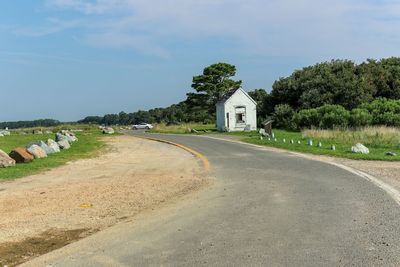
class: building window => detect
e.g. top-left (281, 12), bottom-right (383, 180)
top-left (235, 106), bottom-right (246, 124)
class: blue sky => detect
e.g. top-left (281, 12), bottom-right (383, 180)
top-left (1, 0), bottom-right (399, 121)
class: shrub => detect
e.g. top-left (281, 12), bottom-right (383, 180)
top-left (361, 98), bottom-right (400, 126)
top-left (349, 108), bottom-right (372, 127)
top-left (316, 104), bottom-right (350, 129)
top-left (272, 104), bottom-right (296, 130)
top-left (297, 108), bottom-right (320, 128)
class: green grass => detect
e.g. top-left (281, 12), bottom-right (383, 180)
top-left (240, 128), bottom-right (400, 161)
top-left (0, 129), bottom-right (111, 180)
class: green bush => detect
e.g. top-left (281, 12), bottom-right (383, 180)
top-left (317, 105), bottom-right (350, 129)
top-left (297, 108), bottom-right (320, 128)
top-left (272, 104), bottom-right (296, 130)
top-left (349, 108), bottom-right (372, 127)
top-left (361, 98), bottom-right (400, 126)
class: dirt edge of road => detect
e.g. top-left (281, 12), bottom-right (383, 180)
top-left (0, 135), bottom-right (210, 267)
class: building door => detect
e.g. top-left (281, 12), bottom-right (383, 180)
top-left (226, 113), bottom-right (229, 129)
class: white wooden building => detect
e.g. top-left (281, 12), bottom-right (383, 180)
top-left (216, 88), bottom-right (257, 132)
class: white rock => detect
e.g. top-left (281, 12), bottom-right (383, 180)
top-left (27, 144), bottom-right (47, 159)
top-left (259, 129), bottom-right (267, 137)
top-left (47, 139), bottom-right (61, 153)
top-left (0, 149), bottom-right (16, 168)
top-left (102, 127), bottom-right (115, 134)
top-left (351, 143), bottom-right (369, 154)
top-left (58, 140), bottom-right (71, 149)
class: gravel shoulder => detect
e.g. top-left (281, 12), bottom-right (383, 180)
top-left (0, 135), bottom-right (208, 266)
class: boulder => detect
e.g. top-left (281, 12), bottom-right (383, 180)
top-left (351, 143), bottom-right (369, 154)
top-left (66, 133), bottom-right (78, 142)
top-left (0, 130), bottom-right (10, 136)
top-left (47, 139), bottom-right (61, 153)
top-left (102, 127), bottom-right (115, 134)
top-left (27, 144), bottom-right (47, 159)
top-left (57, 140), bottom-right (71, 149)
top-left (259, 129), bottom-right (268, 137)
top-left (55, 133), bottom-right (68, 142)
top-left (0, 149), bottom-right (16, 168)
top-left (0, 133), bottom-right (3, 137)
top-left (27, 141), bottom-right (57, 154)
top-left (56, 132), bottom-right (77, 143)
top-left (9, 147), bottom-right (34, 163)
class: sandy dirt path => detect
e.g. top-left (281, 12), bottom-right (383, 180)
top-left (0, 135), bottom-right (208, 266)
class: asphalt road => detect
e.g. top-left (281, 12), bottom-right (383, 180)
top-left (25, 132), bottom-right (400, 266)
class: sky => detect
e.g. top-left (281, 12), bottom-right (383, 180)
top-left (1, 0), bottom-right (400, 122)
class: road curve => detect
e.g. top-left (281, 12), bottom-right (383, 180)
top-left (25, 132), bottom-right (400, 266)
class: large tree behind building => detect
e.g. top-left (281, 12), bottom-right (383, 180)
top-left (186, 63), bottom-right (242, 119)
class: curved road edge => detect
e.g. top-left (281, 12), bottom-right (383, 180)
top-left (133, 135), bottom-right (211, 171)
top-left (142, 132), bottom-right (400, 208)
top-left (195, 134), bottom-right (400, 207)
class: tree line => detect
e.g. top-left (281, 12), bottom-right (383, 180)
top-left (3, 58), bottom-right (400, 129)
top-left (0, 119), bottom-right (61, 129)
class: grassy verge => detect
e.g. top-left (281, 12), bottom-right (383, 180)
top-left (148, 123), bottom-right (216, 134)
top-left (0, 130), bottom-right (111, 180)
top-left (240, 128), bottom-right (400, 161)
top-left (149, 123), bottom-right (400, 161)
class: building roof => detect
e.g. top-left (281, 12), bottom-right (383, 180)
top-left (217, 88), bottom-right (257, 105)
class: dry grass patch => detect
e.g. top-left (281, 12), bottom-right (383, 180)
top-left (303, 126), bottom-right (400, 147)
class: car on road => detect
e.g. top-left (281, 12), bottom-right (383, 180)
top-left (132, 123), bottom-right (154, 130)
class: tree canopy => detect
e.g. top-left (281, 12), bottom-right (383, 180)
top-left (186, 62), bottom-right (242, 116)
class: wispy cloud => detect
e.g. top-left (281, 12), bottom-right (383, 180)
top-left (10, 0), bottom-right (400, 59)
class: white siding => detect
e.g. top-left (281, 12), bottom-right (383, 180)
top-left (216, 89), bottom-right (257, 132)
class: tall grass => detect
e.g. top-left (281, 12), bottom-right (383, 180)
top-left (302, 126), bottom-right (400, 147)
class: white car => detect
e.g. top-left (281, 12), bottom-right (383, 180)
top-left (132, 123), bottom-right (153, 130)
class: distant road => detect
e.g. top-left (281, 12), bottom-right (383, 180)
top-left (25, 131), bottom-right (400, 266)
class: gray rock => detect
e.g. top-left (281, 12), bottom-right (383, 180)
top-left (27, 144), bottom-right (47, 159)
top-left (102, 127), bottom-right (115, 134)
top-left (47, 139), bottom-right (61, 153)
top-left (27, 141), bottom-right (57, 154)
top-left (259, 129), bottom-right (268, 137)
top-left (0, 130), bottom-right (10, 136)
top-left (66, 133), bottom-right (78, 142)
top-left (56, 133), bottom-right (68, 142)
top-left (386, 151), bottom-right (397, 156)
top-left (0, 149), bottom-right (16, 168)
top-left (57, 140), bottom-right (71, 149)
top-left (351, 143), bottom-right (369, 154)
